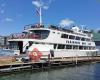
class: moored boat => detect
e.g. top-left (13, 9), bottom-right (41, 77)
top-left (8, 24), bottom-right (98, 61)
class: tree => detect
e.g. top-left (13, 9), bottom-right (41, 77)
top-left (97, 30), bottom-right (100, 33)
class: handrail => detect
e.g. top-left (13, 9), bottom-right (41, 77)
top-left (23, 42), bottom-right (29, 49)
top-left (9, 33), bottom-right (47, 39)
top-left (24, 24), bottom-right (44, 30)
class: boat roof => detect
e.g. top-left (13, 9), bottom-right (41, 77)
top-left (23, 24), bottom-right (91, 35)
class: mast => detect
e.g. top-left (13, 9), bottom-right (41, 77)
top-left (33, 0), bottom-right (43, 25)
top-left (39, 6), bottom-right (42, 25)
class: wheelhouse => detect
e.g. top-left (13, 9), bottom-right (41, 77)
top-left (29, 29), bottom-right (50, 39)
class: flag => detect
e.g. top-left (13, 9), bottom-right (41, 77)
top-left (36, 7), bottom-right (40, 16)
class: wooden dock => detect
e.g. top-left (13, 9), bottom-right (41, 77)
top-left (0, 56), bottom-right (100, 74)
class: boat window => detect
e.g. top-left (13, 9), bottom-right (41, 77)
top-left (34, 42), bottom-right (39, 44)
top-left (61, 34), bottom-right (68, 38)
top-left (73, 45), bottom-right (78, 49)
top-left (30, 30), bottom-right (50, 39)
top-left (66, 41), bottom-right (69, 43)
top-left (69, 35), bottom-right (75, 39)
top-left (54, 44), bottom-right (57, 49)
top-left (86, 46), bottom-right (89, 50)
top-left (58, 44), bottom-right (65, 49)
top-left (81, 37), bottom-right (85, 41)
top-left (79, 46), bottom-right (83, 50)
top-left (72, 41), bottom-right (74, 43)
top-left (89, 47), bottom-right (91, 50)
top-left (82, 42), bottom-right (86, 45)
top-left (75, 41), bottom-right (80, 44)
top-left (92, 47), bottom-right (95, 50)
top-left (75, 36), bottom-right (80, 40)
top-left (86, 38), bottom-right (91, 41)
top-left (9, 41), bottom-right (19, 50)
top-left (84, 46), bottom-right (87, 50)
top-left (66, 45), bottom-right (72, 49)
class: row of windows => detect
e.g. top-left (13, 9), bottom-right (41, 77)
top-left (61, 34), bottom-right (91, 41)
top-left (54, 44), bottom-right (95, 50)
top-left (66, 41), bottom-right (91, 46)
top-left (66, 41), bottom-right (80, 44)
top-left (24, 41), bottom-right (94, 50)
top-left (28, 41), bottom-right (93, 50)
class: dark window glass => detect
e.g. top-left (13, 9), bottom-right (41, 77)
top-left (86, 38), bottom-right (90, 41)
top-left (66, 45), bottom-right (72, 49)
top-left (84, 46), bottom-right (87, 50)
top-left (61, 34), bottom-right (68, 38)
top-left (69, 35), bottom-right (75, 39)
top-left (76, 36), bottom-right (80, 40)
top-left (30, 30), bottom-right (50, 39)
top-left (79, 46), bottom-right (83, 50)
top-left (82, 42), bottom-right (86, 45)
top-left (58, 44), bottom-right (65, 49)
top-left (89, 47), bottom-right (91, 50)
top-left (73, 46), bottom-right (78, 49)
top-left (54, 44), bottom-right (57, 49)
top-left (81, 37), bottom-right (85, 41)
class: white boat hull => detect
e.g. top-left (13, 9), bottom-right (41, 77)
top-left (40, 50), bottom-right (99, 59)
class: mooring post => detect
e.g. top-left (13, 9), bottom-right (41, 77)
top-left (31, 64), bottom-right (33, 70)
top-left (42, 63), bottom-right (43, 69)
top-left (9, 65), bottom-right (12, 71)
top-left (75, 52), bottom-right (78, 65)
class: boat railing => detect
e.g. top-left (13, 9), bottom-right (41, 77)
top-left (24, 24), bottom-right (44, 30)
top-left (9, 33), bottom-right (47, 39)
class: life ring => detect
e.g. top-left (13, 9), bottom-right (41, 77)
top-left (28, 48), bottom-right (42, 62)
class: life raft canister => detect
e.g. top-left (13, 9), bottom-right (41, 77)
top-left (28, 48), bottom-right (42, 62)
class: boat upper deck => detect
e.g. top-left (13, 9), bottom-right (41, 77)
top-left (9, 24), bottom-right (92, 40)
top-left (24, 24), bottom-right (92, 35)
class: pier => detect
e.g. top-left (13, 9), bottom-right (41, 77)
top-left (0, 56), bottom-right (100, 74)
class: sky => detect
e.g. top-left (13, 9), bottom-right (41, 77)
top-left (0, 0), bottom-right (100, 36)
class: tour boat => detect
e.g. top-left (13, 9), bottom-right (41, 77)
top-left (8, 24), bottom-right (98, 61)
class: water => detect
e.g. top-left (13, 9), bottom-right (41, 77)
top-left (0, 63), bottom-right (100, 80)
top-left (0, 49), bottom-right (14, 56)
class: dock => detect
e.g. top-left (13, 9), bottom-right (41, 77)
top-left (0, 56), bottom-right (100, 74)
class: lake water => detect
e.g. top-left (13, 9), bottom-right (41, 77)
top-left (0, 49), bottom-right (14, 56)
top-left (0, 63), bottom-right (100, 80)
